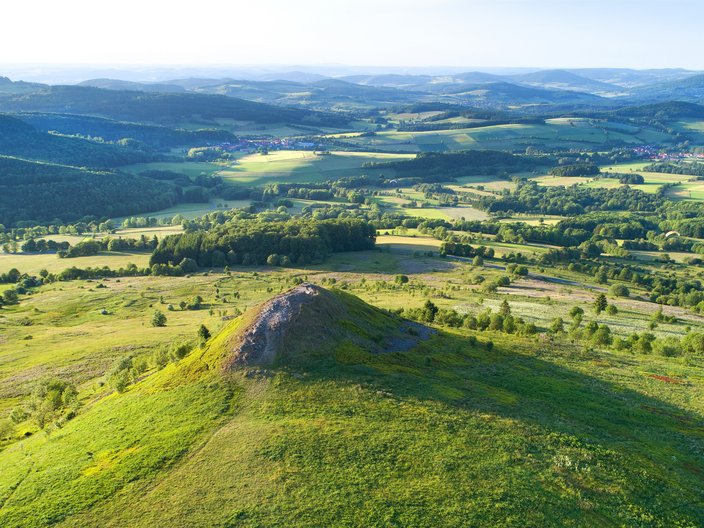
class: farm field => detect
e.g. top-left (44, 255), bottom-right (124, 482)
top-left (112, 200), bottom-right (251, 223)
top-left (218, 150), bottom-right (412, 185)
top-left (338, 120), bottom-right (674, 152)
top-left (121, 161), bottom-right (225, 178)
top-left (531, 165), bottom-right (700, 196)
top-left (0, 251), bottom-right (151, 275)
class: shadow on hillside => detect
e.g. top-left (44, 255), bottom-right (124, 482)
top-left (290, 330), bottom-right (704, 520)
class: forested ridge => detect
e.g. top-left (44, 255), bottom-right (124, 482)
top-left (0, 114), bottom-right (152, 167)
top-left (0, 156), bottom-right (180, 225)
top-left (15, 113), bottom-right (236, 149)
top-left (0, 86), bottom-right (349, 126)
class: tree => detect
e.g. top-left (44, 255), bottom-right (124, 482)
top-left (187, 295), bottom-right (203, 310)
top-left (421, 300), bottom-right (438, 323)
top-left (606, 304), bottom-right (618, 315)
top-left (197, 324), bottom-right (211, 343)
top-left (2, 289), bottom-right (19, 305)
top-left (394, 274), bottom-right (409, 285)
top-left (472, 255), bottom-right (484, 267)
top-left (151, 310), bottom-right (167, 327)
top-left (569, 306), bottom-right (584, 319)
top-left (499, 299), bottom-right (511, 316)
top-left (550, 317), bottom-right (564, 333)
top-left (594, 293), bottom-right (608, 315)
top-left (591, 325), bottom-right (612, 346)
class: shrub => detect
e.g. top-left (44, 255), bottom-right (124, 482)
top-left (549, 317), bottom-right (565, 334)
top-left (197, 324), bottom-right (211, 343)
top-left (653, 337), bottom-right (681, 357)
top-left (608, 284), bottom-right (630, 298)
top-left (151, 310), bottom-right (167, 327)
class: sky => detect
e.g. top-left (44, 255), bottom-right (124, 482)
top-left (1, 0), bottom-right (702, 71)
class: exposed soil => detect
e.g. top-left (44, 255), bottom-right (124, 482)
top-left (227, 283), bottom-right (325, 367)
top-left (225, 283), bottom-right (435, 368)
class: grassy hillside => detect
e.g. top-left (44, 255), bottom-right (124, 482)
top-left (0, 285), bottom-right (701, 527)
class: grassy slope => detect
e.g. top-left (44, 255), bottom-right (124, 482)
top-left (0, 287), bottom-right (702, 527)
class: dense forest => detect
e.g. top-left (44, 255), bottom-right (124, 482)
top-left (15, 113), bottom-right (236, 150)
top-left (642, 161), bottom-right (704, 176)
top-left (477, 180), bottom-right (662, 215)
top-left (0, 157), bottom-right (181, 225)
top-left (0, 114), bottom-right (152, 167)
top-left (150, 216), bottom-right (376, 268)
top-left (367, 150), bottom-right (544, 182)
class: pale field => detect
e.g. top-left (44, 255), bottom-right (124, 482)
top-left (0, 252), bottom-right (151, 275)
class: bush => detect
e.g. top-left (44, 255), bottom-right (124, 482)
top-left (171, 341), bottom-right (192, 360)
top-left (197, 324), bottom-right (211, 343)
top-left (550, 317), bottom-right (565, 334)
top-left (653, 337), bottom-right (681, 357)
top-left (608, 284), bottom-right (630, 298)
top-left (151, 310), bottom-right (167, 327)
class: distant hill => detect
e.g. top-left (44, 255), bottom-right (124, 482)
top-left (437, 81), bottom-right (607, 108)
top-left (252, 71), bottom-right (330, 83)
top-left (612, 101), bottom-right (704, 119)
top-left (163, 77), bottom-right (423, 110)
top-left (509, 69), bottom-right (623, 95)
top-left (77, 78), bottom-right (186, 93)
top-left (567, 68), bottom-right (700, 88)
top-left (340, 73), bottom-right (435, 89)
top-left (0, 76), bottom-right (46, 95)
top-left (0, 85), bottom-right (350, 127)
top-left (630, 74), bottom-right (704, 103)
top-left (342, 72), bottom-right (502, 91)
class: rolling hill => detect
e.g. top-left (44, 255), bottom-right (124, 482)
top-left (631, 73), bottom-right (704, 103)
top-left (0, 284), bottom-right (701, 527)
top-left (508, 69), bottom-right (623, 95)
top-left (437, 81), bottom-right (608, 108)
top-left (0, 76), bottom-right (46, 95)
top-left (0, 86), bottom-right (350, 127)
top-left (77, 78), bottom-right (186, 93)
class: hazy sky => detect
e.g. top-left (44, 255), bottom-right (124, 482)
top-left (1, 0), bottom-right (701, 69)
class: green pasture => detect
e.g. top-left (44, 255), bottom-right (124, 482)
top-left (218, 150), bottom-right (412, 185)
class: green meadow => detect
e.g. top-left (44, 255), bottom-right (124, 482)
top-left (218, 150), bottom-right (412, 186)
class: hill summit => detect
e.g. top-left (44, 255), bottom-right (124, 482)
top-left (223, 283), bottom-right (434, 369)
